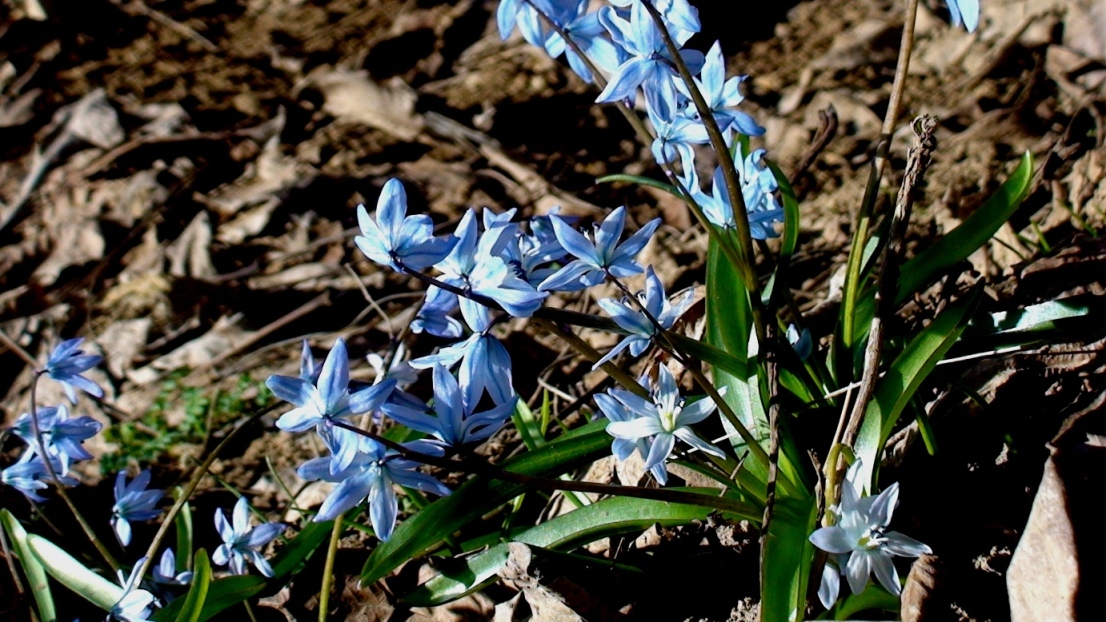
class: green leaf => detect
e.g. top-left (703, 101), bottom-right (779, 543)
top-left (405, 490), bottom-right (744, 606)
top-left (760, 492), bottom-right (819, 622)
top-left (25, 533), bottom-right (122, 612)
top-left (0, 509), bottom-right (56, 622)
top-left (971, 295), bottom-right (1097, 339)
top-left (512, 398), bottom-right (546, 450)
top-left (706, 236), bottom-right (752, 363)
top-left (174, 548), bottom-right (211, 622)
top-left (833, 584), bottom-right (900, 619)
top-left (595, 173), bottom-right (680, 196)
top-left (895, 152), bottom-right (1033, 303)
top-left (768, 161), bottom-right (800, 265)
top-left (154, 576), bottom-right (266, 622)
top-left (175, 499), bottom-right (193, 573)
top-left (854, 286), bottom-right (983, 490)
top-left (361, 421), bottom-right (613, 585)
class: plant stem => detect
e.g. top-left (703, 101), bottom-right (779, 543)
top-left (318, 513), bottom-right (344, 622)
top-left (27, 373), bottom-right (120, 572)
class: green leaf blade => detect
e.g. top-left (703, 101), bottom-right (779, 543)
top-left (175, 548), bottom-right (211, 622)
top-left (1, 509), bottom-right (56, 622)
top-left (854, 287), bottom-right (983, 489)
top-left (405, 491), bottom-right (729, 606)
top-left (896, 152), bottom-right (1033, 303)
top-left (25, 533), bottom-right (122, 612)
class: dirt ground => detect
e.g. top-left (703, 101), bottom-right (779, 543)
top-left (1, 0), bottom-right (1105, 620)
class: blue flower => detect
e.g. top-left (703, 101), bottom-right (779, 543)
top-left (112, 470), bottom-right (164, 547)
top-left (2, 452), bottom-right (74, 502)
top-left (497, 0), bottom-right (556, 46)
top-left (594, 382), bottom-right (668, 484)
top-left (501, 225), bottom-right (568, 288)
top-left (787, 324), bottom-right (813, 361)
top-left (266, 338), bottom-right (397, 472)
top-left (947, 0), bottom-right (980, 32)
top-left (355, 178), bottom-right (456, 272)
top-left (595, 1), bottom-right (703, 109)
top-left (538, 206), bottom-right (660, 292)
top-left (689, 145), bottom-right (783, 236)
top-left (675, 41), bottom-right (763, 138)
top-left (603, 366), bottom-right (724, 479)
top-left (11, 404), bottom-right (102, 474)
top-left (44, 338), bottom-right (103, 403)
top-left (410, 326), bottom-right (515, 408)
top-left (297, 431), bottom-right (450, 541)
top-left (383, 364), bottom-right (517, 447)
top-left (152, 548), bottom-right (192, 585)
top-left (809, 461), bottom-right (931, 606)
top-left (433, 208), bottom-right (547, 328)
top-left (411, 285), bottom-right (464, 339)
top-left (646, 89), bottom-right (708, 172)
top-left (595, 266), bottom-right (694, 367)
top-left (537, 1), bottom-right (622, 82)
top-left (213, 496), bottom-right (286, 577)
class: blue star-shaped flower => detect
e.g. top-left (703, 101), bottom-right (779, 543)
top-left (112, 470), bottom-right (164, 547)
top-left (595, 266), bottom-right (694, 367)
top-left (11, 404), bottom-right (102, 474)
top-left (113, 559), bottom-right (159, 622)
top-left (809, 461), bottom-right (932, 607)
top-left (433, 208), bottom-right (547, 329)
top-left (213, 496), bottom-right (286, 577)
top-left (1, 452), bottom-right (75, 502)
top-left (410, 323), bottom-right (516, 408)
top-left (44, 337), bottom-right (103, 403)
top-left (675, 41), bottom-right (764, 138)
top-left (355, 178), bottom-right (456, 272)
top-left (538, 206), bottom-right (660, 292)
top-left (602, 366), bottom-right (724, 480)
top-left (297, 430), bottom-right (450, 541)
top-left (266, 338), bottom-right (397, 472)
top-left (595, 1), bottom-right (703, 110)
top-left (152, 548), bottom-right (193, 586)
top-left (383, 364), bottom-right (517, 447)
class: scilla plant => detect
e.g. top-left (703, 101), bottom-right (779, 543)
top-left (4, 0), bottom-right (1063, 620)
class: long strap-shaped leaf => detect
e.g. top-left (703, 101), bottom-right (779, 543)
top-left (174, 549), bottom-right (211, 622)
top-left (404, 490), bottom-right (754, 606)
top-left (895, 152), bottom-right (1032, 303)
top-left (854, 286), bottom-right (983, 489)
top-left (26, 532), bottom-right (122, 612)
top-left (0, 509), bottom-right (56, 622)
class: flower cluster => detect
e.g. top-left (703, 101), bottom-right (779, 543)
top-left (267, 338), bottom-right (455, 540)
top-left (3, 339), bottom-right (103, 501)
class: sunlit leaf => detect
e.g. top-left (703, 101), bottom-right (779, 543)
top-left (0, 509), bottom-right (56, 622)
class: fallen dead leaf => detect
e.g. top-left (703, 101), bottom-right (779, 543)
top-left (310, 69), bottom-right (424, 142)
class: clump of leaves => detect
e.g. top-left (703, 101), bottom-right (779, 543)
top-left (102, 370), bottom-right (272, 473)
